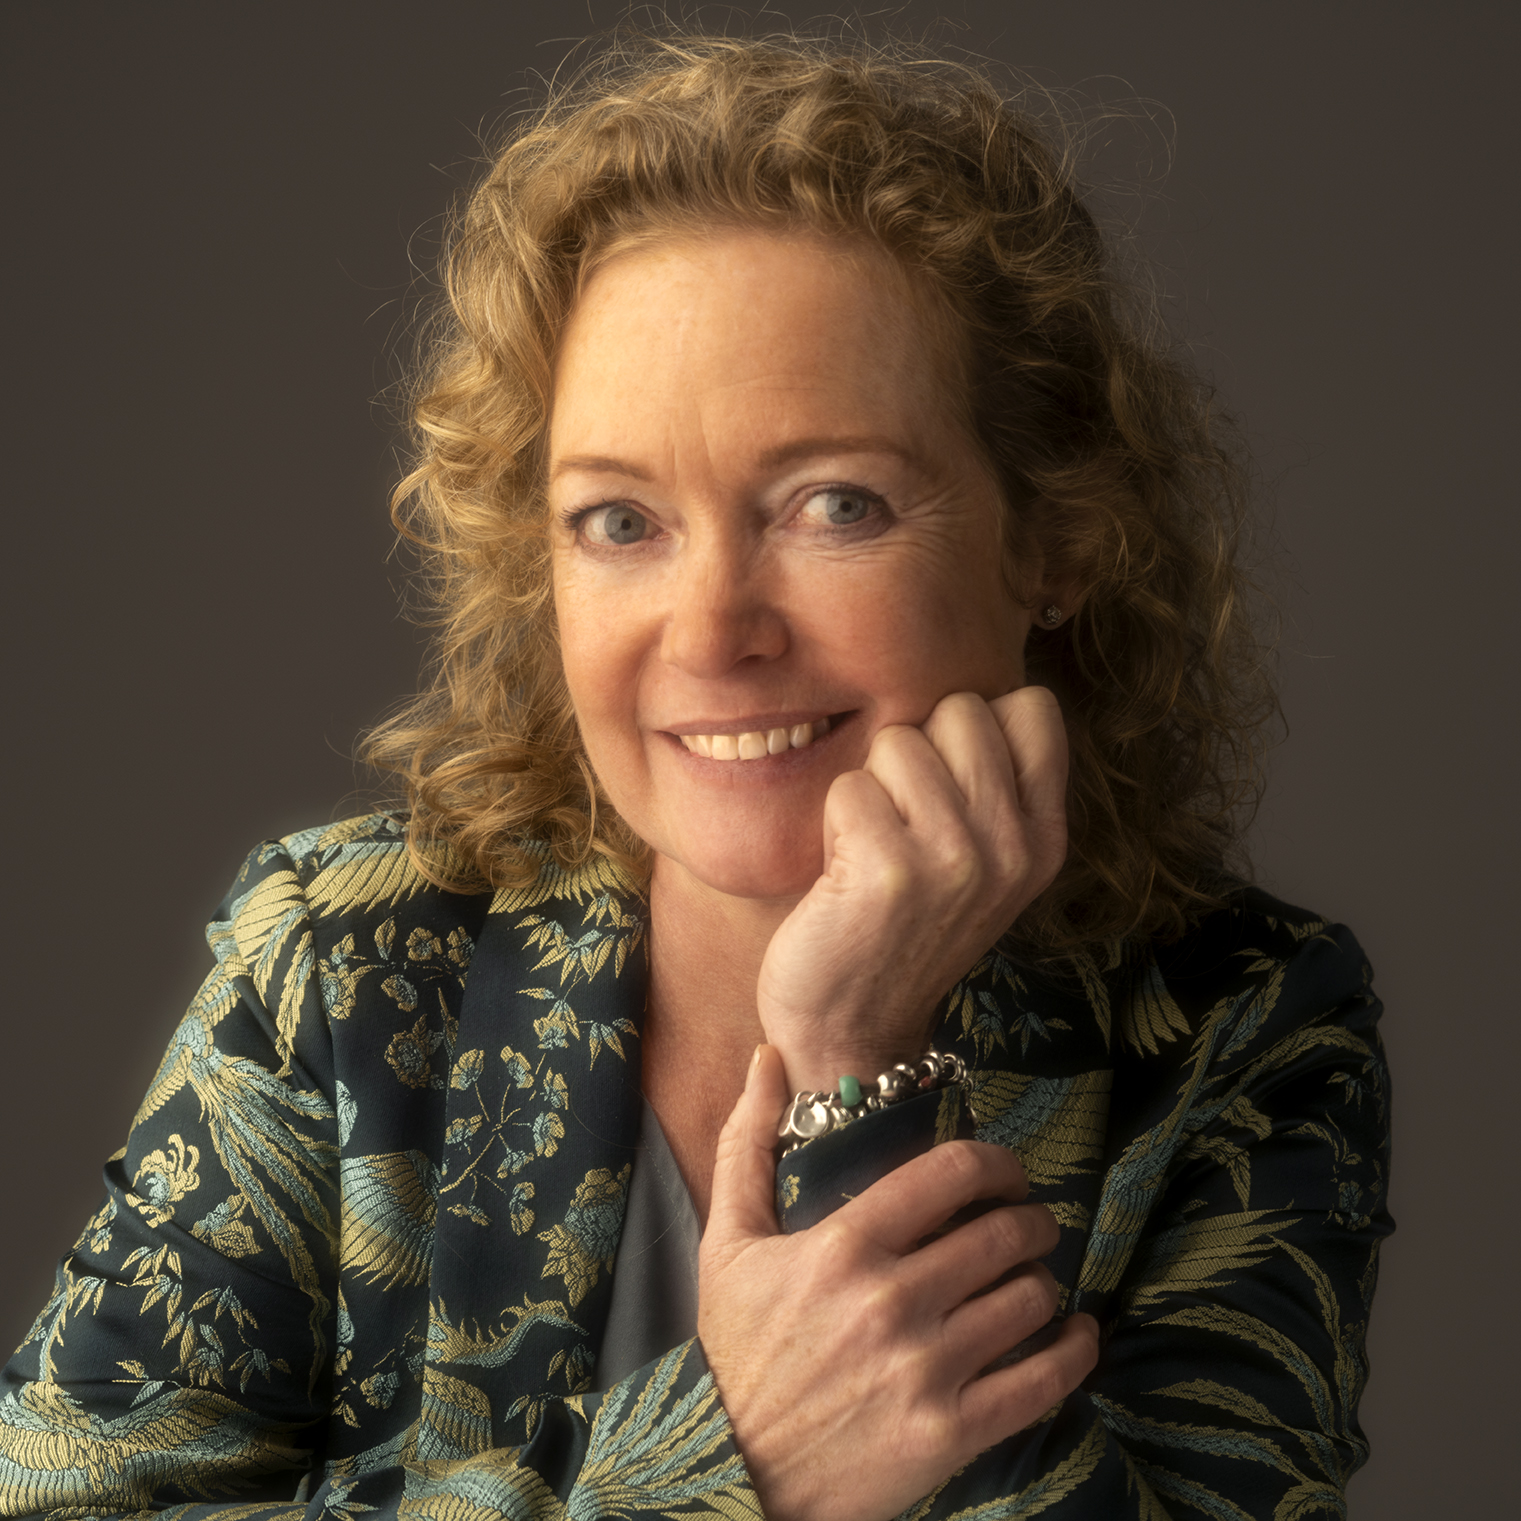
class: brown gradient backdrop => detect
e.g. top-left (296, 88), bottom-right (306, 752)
top-left (3, 3), bottom-right (1515, 1514)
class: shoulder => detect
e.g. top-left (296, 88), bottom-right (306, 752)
top-left (1127, 883), bottom-right (1382, 1077)
top-left (214, 814), bottom-right (646, 996)
top-left (206, 815), bottom-right (492, 1045)
top-left (1160, 885), bottom-right (1373, 1014)
top-left (220, 812), bottom-right (491, 944)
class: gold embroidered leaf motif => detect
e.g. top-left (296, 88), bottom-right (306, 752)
top-left (1237, 1021), bottom-right (1371, 1094)
top-left (1181, 1133), bottom-right (1254, 1208)
top-left (1121, 1209), bottom-right (1290, 1315)
top-left (489, 848), bottom-right (638, 914)
top-left (1070, 946), bottom-right (1117, 1050)
top-left (227, 868), bottom-right (313, 1077)
top-left (1277, 1239), bottom-right (1366, 1418)
top-left (1153, 1302), bottom-right (1336, 1425)
top-left (965, 1069), bottom-right (1024, 1129)
top-left (1120, 960), bottom-right (1192, 1057)
top-left (0, 1378), bottom-right (308, 1508)
top-left (190, 1194), bottom-right (259, 1259)
top-left (567, 1345), bottom-right (758, 1518)
top-left (340, 1152), bottom-right (438, 1290)
top-left (910, 1409), bottom-right (1108, 1520)
top-left (415, 1369), bottom-right (494, 1463)
top-left (933, 1085), bottom-right (963, 1145)
top-left (451, 1050), bottom-right (485, 1090)
top-left (1257, 912), bottom-right (1331, 945)
top-left (972, 1071), bottom-right (1111, 1188)
top-left (1273, 1478), bottom-right (1354, 1520)
top-left (1047, 1200), bottom-right (1092, 1231)
top-left (537, 1165), bottom-right (631, 1307)
top-left (304, 839), bottom-right (428, 919)
top-left (1119, 1451), bottom-right (1176, 1521)
top-left (1018, 1071), bottom-right (1111, 1187)
top-left (1150, 1379), bottom-right (1277, 1427)
top-left (398, 1445), bottom-right (569, 1521)
top-left (1129, 1463), bottom-right (1260, 1521)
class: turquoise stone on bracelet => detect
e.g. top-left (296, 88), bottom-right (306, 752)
top-left (838, 1074), bottom-right (862, 1107)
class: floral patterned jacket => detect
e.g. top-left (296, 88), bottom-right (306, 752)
top-left (0, 812), bottom-right (1391, 1519)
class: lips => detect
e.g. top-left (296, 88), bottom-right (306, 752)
top-left (676, 715), bottom-right (833, 760)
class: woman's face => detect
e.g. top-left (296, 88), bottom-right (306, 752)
top-left (549, 231), bottom-right (1036, 901)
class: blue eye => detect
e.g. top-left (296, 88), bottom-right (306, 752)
top-left (586, 504), bottom-right (649, 545)
top-left (802, 488), bottom-right (875, 526)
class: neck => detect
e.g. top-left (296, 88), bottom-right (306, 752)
top-left (649, 853), bottom-right (797, 1032)
top-left (640, 854), bottom-right (797, 1223)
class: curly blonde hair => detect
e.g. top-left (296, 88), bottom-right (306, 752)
top-left (366, 31), bottom-right (1277, 955)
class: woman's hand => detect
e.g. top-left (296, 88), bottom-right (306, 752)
top-left (699, 1046), bottom-right (1100, 1521)
top-left (756, 687), bottom-right (1067, 1092)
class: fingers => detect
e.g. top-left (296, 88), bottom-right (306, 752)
top-left (703, 1045), bottom-right (790, 1263)
top-left (859, 689), bottom-right (1066, 870)
top-left (836, 1139), bottom-right (1030, 1256)
top-left (859, 721), bottom-right (973, 844)
top-left (990, 686), bottom-right (1068, 830)
top-left (939, 1261), bottom-right (1062, 1367)
top-left (919, 691), bottom-right (1020, 821)
top-left (904, 1199), bottom-right (1061, 1309)
top-left (957, 1312), bottom-right (1100, 1449)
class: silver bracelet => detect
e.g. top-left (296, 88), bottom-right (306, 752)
top-left (778, 1049), bottom-right (967, 1155)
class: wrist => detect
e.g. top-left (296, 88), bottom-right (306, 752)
top-left (779, 1045), bottom-right (919, 1098)
top-left (769, 1017), bottom-right (938, 1097)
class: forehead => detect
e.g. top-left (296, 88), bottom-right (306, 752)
top-left (549, 231), bottom-right (965, 461)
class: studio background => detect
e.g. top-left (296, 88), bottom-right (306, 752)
top-left (3, 3), bottom-right (1515, 1515)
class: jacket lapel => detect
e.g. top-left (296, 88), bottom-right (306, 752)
top-left (420, 858), bottom-right (647, 1455)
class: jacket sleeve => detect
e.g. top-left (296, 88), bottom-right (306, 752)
top-left (0, 839), bottom-right (760, 1521)
top-left (777, 922), bottom-right (1393, 1520)
top-left (1062, 921), bottom-right (1393, 1520)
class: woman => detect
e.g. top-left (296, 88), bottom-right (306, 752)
top-left (0, 34), bottom-right (1390, 1521)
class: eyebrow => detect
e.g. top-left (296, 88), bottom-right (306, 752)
top-left (550, 435), bottom-right (924, 481)
top-left (550, 454), bottom-right (654, 482)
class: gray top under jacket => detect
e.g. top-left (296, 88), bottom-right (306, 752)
top-left (591, 1099), bottom-right (702, 1391)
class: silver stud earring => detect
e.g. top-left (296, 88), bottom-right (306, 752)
top-left (1042, 604), bottom-right (1063, 627)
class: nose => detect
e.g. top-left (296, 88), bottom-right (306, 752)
top-left (659, 531), bottom-right (788, 678)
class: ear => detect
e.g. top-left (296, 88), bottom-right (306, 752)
top-left (1030, 571), bottom-right (1090, 630)
top-left (997, 505), bottom-right (1093, 634)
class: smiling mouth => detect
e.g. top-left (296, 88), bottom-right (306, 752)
top-left (676, 713), bottom-right (843, 760)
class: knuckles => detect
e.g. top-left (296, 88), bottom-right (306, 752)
top-left (923, 1139), bottom-right (1028, 1202)
top-left (1020, 1202), bottom-right (1061, 1258)
top-left (1004, 1263), bottom-right (1060, 1326)
top-left (977, 1206), bottom-right (1044, 1271)
top-left (853, 1275), bottom-right (917, 1343)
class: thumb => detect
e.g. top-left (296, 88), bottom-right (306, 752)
top-left (704, 1044), bottom-right (789, 1264)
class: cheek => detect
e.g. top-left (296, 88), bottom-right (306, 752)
top-left (819, 555), bottom-right (1022, 692)
top-left (554, 582), bottom-right (618, 720)
top-left (553, 576), bottom-right (651, 767)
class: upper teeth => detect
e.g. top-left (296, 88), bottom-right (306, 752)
top-left (680, 717), bottom-right (830, 759)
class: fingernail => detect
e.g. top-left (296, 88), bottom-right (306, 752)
top-left (748, 1045), bottom-right (764, 1084)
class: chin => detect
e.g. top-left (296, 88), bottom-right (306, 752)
top-left (662, 828), bottom-right (824, 903)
